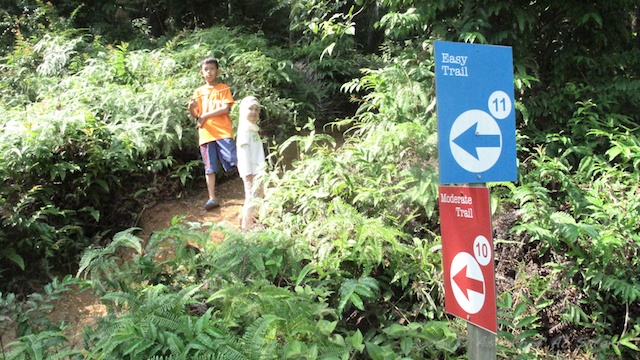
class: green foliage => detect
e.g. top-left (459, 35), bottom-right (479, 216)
top-left (4, 331), bottom-right (83, 360)
top-left (76, 228), bottom-right (143, 293)
top-left (509, 138), bottom-right (640, 355)
top-left (0, 276), bottom-right (75, 338)
top-left (286, 0), bottom-right (358, 53)
top-left (337, 276), bottom-right (379, 314)
top-left (0, 24), bottom-right (342, 291)
top-left (71, 225), bottom-right (354, 359)
top-left (0, 0), bottom-right (74, 55)
top-left (63, 204), bottom-right (455, 358)
top-left (497, 292), bottom-right (544, 359)
top-left (2, 0), bottom-right (640, 358)
top-left (87, 284), bottom-right (216, 359)
top-left (1, 31), bottom-right (183, 286)
top-left (366, 321), bottom-right (461, 359)
top-left (264, 121), bottom-right (438, 236)
top-left (0, 276), bottom-right (82, 359)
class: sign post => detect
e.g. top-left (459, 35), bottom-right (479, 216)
top-left (434, 40), bottom-right (517, 359)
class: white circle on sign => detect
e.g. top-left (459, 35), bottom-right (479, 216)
top-left (449, 109), bottom-right (502, 173)
top-left (488, 90), bottom-right (512, 119)
top-left (473, 235), bottom-right (492, 266)
top-left (450, 252), bottom-right (485, 314)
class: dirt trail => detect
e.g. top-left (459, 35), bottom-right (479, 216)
top-left (136, 176), bottom-right (246, 241)
top-left (5, 176), bottom-right (246, 349)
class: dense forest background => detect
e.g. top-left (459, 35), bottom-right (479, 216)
top-left (1, 0), bottom-right (640, 359)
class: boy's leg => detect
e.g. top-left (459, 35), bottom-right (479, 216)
top-left (200, 142), bottom-right (221, 210)
top-left (215, 138), bottom-right (238, 172)
top-left (205, 173), bottom-right (217, 201)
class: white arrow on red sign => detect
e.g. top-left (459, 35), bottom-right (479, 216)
top-left (452, 264), bottom-right (485, 300)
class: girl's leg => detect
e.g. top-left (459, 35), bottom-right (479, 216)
top-left (241, 174), bottom-right (255, 231)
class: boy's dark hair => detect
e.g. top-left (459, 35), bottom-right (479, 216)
top-left (200, 57), bottom-right (219, 68)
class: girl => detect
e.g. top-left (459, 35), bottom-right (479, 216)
top-left (236, 96), bottom-right (266, 231)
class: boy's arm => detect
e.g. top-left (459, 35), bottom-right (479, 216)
top-left (197, 102), bottom-right (230, 126)
top-left (188, 98), bottom-right (200, 119)
top-left (188, 91), bottom-right (203, 128)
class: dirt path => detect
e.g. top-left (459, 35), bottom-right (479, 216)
top-left (136, 175), bottom-right (246, 241)
top-left (38, 176), bottom-right (246, 349)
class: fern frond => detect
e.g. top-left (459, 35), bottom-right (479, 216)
top-left (337, 276), bottom-right (379, 314)
top-left (76, 228), bottom-right (143, 293)
top-left (102, 290), bottom-right (142, 309)
top-left (241, 315), bottom-right (282, 358)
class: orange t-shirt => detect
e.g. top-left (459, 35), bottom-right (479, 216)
top-left (192, 83), bottom-right (234, 145)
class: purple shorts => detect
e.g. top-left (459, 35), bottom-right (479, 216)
top-left (200, 138), bottom-right (237, 174)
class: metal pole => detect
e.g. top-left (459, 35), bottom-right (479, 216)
top-left (468, 323), bottom-right (496, 359)
top-left (468, 182), bottom-right (496, 360)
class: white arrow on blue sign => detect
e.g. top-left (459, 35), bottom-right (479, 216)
top-left (435, 41), bottom-right (517, 184)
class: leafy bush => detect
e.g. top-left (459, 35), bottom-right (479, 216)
top-left (72, 225), bottom-right (349, 359)
top-left (59, 210), bottom-right (460, 360)
top-left (0, 275), bottom-right (80, 359)
top-left (0, 33), bottom-right (182, 288)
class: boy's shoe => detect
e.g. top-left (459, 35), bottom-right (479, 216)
top-left (204, 199), bottom-right (220, 210)
top-left (224, 166), bottom-right (239, 177)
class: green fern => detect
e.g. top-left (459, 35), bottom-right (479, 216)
top-left (88, 284), bottom-right (211, 359)
top-left (76, 228), bottom-right (143, 292)
top-left (337, 276), bottom-right (379, 314)
top-left (497, 292), bottom-right (544, 358)
top-left (239, 315), bottom-right (281, 359)
top-left (4, 330), bottom-right (84, 360)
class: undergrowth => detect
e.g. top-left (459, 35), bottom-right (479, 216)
top-left (2, 1), bottom-right (640, 359)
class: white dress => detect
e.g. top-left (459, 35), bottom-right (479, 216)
top-left (236, 124), bottom-right (266, 178)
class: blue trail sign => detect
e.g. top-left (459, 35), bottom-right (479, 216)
top-left (435, 41), bottom-right (517, 184)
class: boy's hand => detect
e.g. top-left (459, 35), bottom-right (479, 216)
top-left (188, 98), bottom-right (200, 118)
top-left (196, 117), bottom-right (205, 128)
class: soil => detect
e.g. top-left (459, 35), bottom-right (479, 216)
top-left (1, 176), bottom-right (247, 350)
top-left (135, 175), bottom-right (246, 242)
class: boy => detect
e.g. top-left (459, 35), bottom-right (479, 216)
top-left (188, 57), bottom-right (237, 210)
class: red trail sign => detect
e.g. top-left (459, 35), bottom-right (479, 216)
top-left (439, 185), bottom-right (497, 333)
